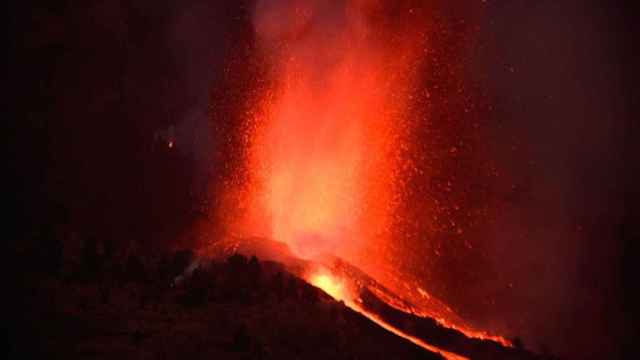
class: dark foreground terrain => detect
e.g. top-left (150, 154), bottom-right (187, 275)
top-left (8, 248), bottom-right (445, 360)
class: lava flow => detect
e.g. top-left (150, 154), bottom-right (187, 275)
top-left (219, 0), bottom-right (510, 356)
top-left (306, 270), bottom-right (467, 360)
top-left (199, 235), bottom-right (520, 359)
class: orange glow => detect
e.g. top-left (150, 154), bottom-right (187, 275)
top-left (349, 302), bottom-right (469, 360)
top-left (220, 0), bottom-right (511, 350)
top-left (309, 273), bottom-right (347, 301)
top-left (237, 1), bottom-right (424, 268)
top-left (378, 283), bottom-right (512, 347)
top-left (306, 270), bottom-right (465, 360)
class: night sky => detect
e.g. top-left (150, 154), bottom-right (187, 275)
top-left (7, 1), bottom-right (638, 359)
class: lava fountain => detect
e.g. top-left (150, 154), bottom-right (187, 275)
top-left (236, 0), bottom-right (424, 271)
top-left (219, 0), bottom-right (509, 355)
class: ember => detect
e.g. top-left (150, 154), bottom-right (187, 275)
top-left (8, 1), bottom-right (634, 359)
top-left (233, 0), bottom-right (424, 265)
top-left (223, 0), bottom-right (510, 351)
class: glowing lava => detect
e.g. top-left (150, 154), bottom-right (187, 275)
top-left (309, 273), bottom-right (347, 301)
top-left (349, 303), bottom-right (469, 360)
top-left (236, 0), bottom-right (425, 275)
top-left (220, 0), bottom-right (511, 353)
top-left (308, 271), bottom-right (466, 360)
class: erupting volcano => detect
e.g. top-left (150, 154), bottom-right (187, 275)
top-left (207, 1), bottom-right (514, 358)
top-left (8, 0), bottom-right (634, 359)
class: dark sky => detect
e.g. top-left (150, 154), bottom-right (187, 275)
top-left (468, 1), bottom-right (635, 356)
top-left (7, 1), bottom-right (637, 359)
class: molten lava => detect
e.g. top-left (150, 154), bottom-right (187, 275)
top-left (309, 272), bottom-right (347, 301)
top-left (218, 0), bottom-right (511, 355)
top-left (349, 303), bottom-right (469, 360)
top-left (307, 270), bottom-right (467, 360)
top-left (235, 0), bottom-right (426, 280)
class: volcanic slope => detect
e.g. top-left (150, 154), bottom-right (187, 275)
top-left (200, 237), bottom-right (551, 360)
top-left (9, 250), bottom-right (442, 359)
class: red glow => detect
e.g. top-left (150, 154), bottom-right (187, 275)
top-left (219, 0), bottom-right (511, 350)
top-left (309, 272), bottom-right (347, 301)
top-left (349, 302), bottom-right (469, 360)
top-left (307, 270), bottom-right (467, 360)
top-left (236, 1), bottom-right (424, 269)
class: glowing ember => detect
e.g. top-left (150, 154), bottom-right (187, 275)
top-left (236, 0), bottom-right (425, 274)
top-left (219, 0), bottom-right (511, 352)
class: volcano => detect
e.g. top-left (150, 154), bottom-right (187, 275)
top-left (7, 1), bottom-right (634, 359)
top-left (198, 236), bottom-right (542, 360)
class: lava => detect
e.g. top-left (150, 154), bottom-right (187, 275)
top-left (309, 272), bottom-right (347, 301)
top-left (307, 271), bottom-right (466, 360)
top-left (369, 280), bottom-right (511, 346)
top-left (349, 303), bottom-right (469, 360)
top-left (234, 0), bottom-right (425, 267)
top-left (201, 236), bottom-right (515, 358)
top-left (220, 0), bottom-right (510, 354)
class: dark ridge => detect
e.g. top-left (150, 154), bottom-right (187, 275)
top-left (8, 251), bottom-right (443, 360)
